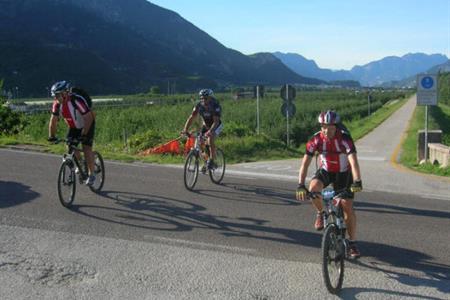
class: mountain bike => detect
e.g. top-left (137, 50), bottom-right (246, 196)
top-left (55, 138), bottom-right (105, 207)
top-left (309, 188), bottom-right (350, 294)
top-left (183, 132), bottom-right (225, 191)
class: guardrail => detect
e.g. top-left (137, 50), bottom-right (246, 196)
top-left (428, 143), bottom-right (450, 167)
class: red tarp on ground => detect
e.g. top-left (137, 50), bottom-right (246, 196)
top-left (140, 136), bottom-right (195, 156)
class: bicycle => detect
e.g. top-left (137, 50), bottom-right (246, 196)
top-left (55, 138), bottom-right (105, 207)
top-left (308, 188), bottom-right (350, 294)
top-left (183, 131), bottom-right (225, 191)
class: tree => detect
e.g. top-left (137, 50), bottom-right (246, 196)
top-left (0, 79), bottom-right (26, 135)
top-left (149, 86), bottom-right (161, 95)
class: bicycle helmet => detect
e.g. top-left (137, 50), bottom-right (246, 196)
top-left (51, 80), bottom-right (71, 97)
top-left (199, 88), bottom-right (214, 98)
top-left (318, 110), bottom-right (340, 125)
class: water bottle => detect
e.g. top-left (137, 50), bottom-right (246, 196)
top-left (322, 188), bottom-right (334, 201)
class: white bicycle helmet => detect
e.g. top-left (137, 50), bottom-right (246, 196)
top-left (199, 88), bottom-right (214, 98)
top-left (51, 80), bottom-right (71, 97)
top-left (318, 110), bottom-right (340, 125)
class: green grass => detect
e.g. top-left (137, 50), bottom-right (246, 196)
top-left (399, 103), bottom-right (450, 177)
top-left (0, 89), bottom-right (411, 165)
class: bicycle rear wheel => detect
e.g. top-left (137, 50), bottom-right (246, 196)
top-left (322, 224), bottom-right (345, 294)
top-left (209, 148), bottom-right (225, 184)
top-left (184, 150), bottom-right (199, 190)
top-left (89, 151), bottom-right (105, 193)
top-left (57, 160), bottom-right (76, 208)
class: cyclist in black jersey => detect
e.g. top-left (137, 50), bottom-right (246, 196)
top-left (182, 89), bottom-right (223, 170)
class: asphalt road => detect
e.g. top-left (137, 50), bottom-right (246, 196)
top-left (1, 148), bottom-right (449, 299)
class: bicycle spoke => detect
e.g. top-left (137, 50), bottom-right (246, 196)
top-left (322, 225), bottom-right (345, 294)
top-left (184, 151), bottom-right (199, 190)
top-left (209, 148), bottom-right (225, 184)
top-left (57, 160), bottom-right (76, 208)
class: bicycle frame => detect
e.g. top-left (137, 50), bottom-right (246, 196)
top-left (190, 132), bottom-right (210, 162)
top-left (322, 189), bottom-right (348, 247)
top-left (63, 143), bottom-right (89, 182)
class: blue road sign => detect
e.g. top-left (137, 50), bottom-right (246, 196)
top-left (421, 76), bottom-right (434, 89)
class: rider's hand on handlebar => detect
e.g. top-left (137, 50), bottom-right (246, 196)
top-left (350, 180), bottom-right (363, 193)
top-left (296, 183), bottom-right (308, 201)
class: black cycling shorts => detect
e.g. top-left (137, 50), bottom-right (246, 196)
top-left (66, 121), bottom-right (96, 147)
top-left (312, 168), bottom-right (354, 199)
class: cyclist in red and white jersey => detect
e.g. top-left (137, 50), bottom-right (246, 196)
top-left (296, 110), bottom-right (363, 258)
top-left (47, 81), bottom-right (97, 186)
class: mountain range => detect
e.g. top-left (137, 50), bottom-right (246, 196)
top-left (0, 0), bottom-right (320, 97)
top-left (273, 52), bottom-right (448, 87)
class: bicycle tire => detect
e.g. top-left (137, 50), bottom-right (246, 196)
top-left (322, 224), bottom-right (345, 294)
top-left (209, 148), bottom-right (225, 184)
top-left (184, 150), bottom-right (199, 190)
top-left (89, 151), bottom-right (105, 193)
top-left (57, 160), bottom-right (76, 208)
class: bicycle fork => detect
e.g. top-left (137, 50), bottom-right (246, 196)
top-left (324, 212), bottom-right (348, 259)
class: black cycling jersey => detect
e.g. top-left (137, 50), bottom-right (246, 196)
top-left (192, 98), bottom-right (222, 128)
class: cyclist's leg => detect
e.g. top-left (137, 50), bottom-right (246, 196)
top-left (335, 171), bottom-right (356, 240)
top-left (67, 128), bottom-right (81, 160)
top-left (309, 169), bottom-right (329, 213)
top-left (81, 121), bottom-right (96, 176)
top-left (207, 123), bottom-right (223, 162)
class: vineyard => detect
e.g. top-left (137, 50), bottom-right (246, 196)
top-left (14, 88), bottom-right (408, 163)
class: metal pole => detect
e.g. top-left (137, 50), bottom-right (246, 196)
top-left (424, 105), bottom-right (428, 162)
top-left (286, 84), bottom-right (289, 146)
top-left (256, 85), bottom-right (260, 134)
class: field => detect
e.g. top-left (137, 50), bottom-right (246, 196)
top-left (3, 88), bottom-right (409, 163)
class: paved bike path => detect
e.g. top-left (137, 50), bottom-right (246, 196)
top-left (226, 95), bottom-right (450, 201)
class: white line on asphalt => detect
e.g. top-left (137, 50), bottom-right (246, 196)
top-left (145, 235), bottom-right (257, 254)
top-left (358, 156), bottom-right (386, 161)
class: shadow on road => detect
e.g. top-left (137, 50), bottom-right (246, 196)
top-left (356, 201), bottom-right (450, 220)
top-left (194, 181), bottom-right (298, 206)
top-left (0, 180), bottom-right (40, 208)
top-left (70, 189), bottom-right (321, 249)
top-left (69, 188), bottom-right (449, 295)
top-left (351, 241), bottom-right (450, 295)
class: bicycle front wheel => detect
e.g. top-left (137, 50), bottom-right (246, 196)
top-left (322, 224), bottom-right (345, 294)
top-left (89, 151), bottom-right (105, 193)
top-left (209, 148), bottom-right (225, 184)
top-left (57, 160), bottom-right (76, 208)
top-left (184, 150), bottom-right (199, 190)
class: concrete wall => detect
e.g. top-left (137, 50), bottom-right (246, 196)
top-left (428, 143), bottom-right (450, 167)
top-left (417, 130), bottom-right (442, 162)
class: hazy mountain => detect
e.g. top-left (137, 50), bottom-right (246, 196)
top-left (274, 52), bottom-right (448, 87)
top-left (350, 53), bottom-right (448, 86)
top-left (273, 52), bottom-right (355, 82)
top-left (382, 59), bottom-right (450, 88)
top-left (0, 0), bottom-right (321, 97)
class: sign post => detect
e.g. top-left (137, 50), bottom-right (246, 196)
top-left (416, 74), bottom-right (438, 162)
top-left (256, 85), bottom-right (260, 134)
top-left (280, 84), bottom-right (296, 146)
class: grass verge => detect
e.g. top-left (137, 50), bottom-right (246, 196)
top-left (399, 103), bottom-right (450, 177)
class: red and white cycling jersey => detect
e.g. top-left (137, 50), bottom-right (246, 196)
top-left (51, 94), bottom-right (91, 129)
top-left (305, 130), bottom-right (356, 173)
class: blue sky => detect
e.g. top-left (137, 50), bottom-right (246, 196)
top-left (149, 0), bottom-right (450, 70)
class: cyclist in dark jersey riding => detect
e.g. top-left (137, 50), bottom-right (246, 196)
top-left (296, 110), bottom-right (363, 258)
top-left (182, 89), bottom-right (223, 170)
top-left (47, 80), bottom-right (97, 186)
